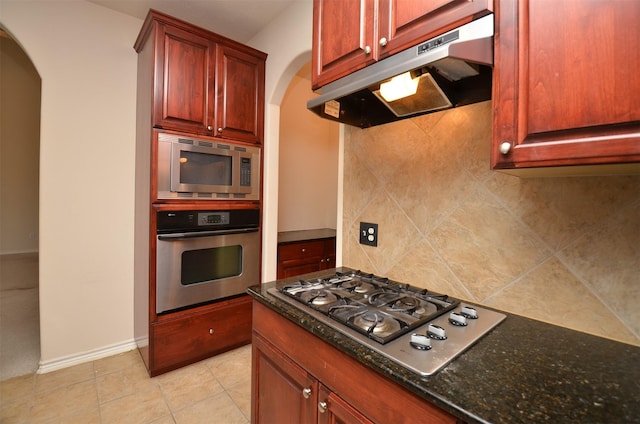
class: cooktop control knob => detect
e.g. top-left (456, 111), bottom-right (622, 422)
top-left (410, 333), bottom-right (432, 350)
top-left (427, 324), bottom-right (447, 340)
top-left (461, 306), bottom-right (478, 319)
top-left (449, 312), bottom-right (468, 326)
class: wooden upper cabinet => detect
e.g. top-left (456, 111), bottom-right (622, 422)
top-left (136, 10), bottom-right (266, 144)
top-left (312, 0), bottom-right (376, 89)
top-left (154, 24), bottom-right (215, 135)
top-left (215, 45), bottom-right (265, 143)
top-left (312, 0), bottom-right (492, 90)
top-left (492, 0), bottom-right (640, 172)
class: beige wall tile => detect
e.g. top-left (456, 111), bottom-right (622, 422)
top-left (342, 101), bottom-right (640, 345)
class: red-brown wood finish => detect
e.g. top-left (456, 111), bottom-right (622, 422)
top-left (153, 23), bottom-right (215, 135)
top-left (492, 0), bottom-right (640, 171)
top-left (150, 295), bottom-right (252, 376)
top-left (312, 0), bottom-right (493, 90)
top-left (135, 10), bottom-right (266, 144)
top-left (215, 44), bottom-right (265, 143)
top-left (134, 10), bottom-right (266, 376)
top-left (317, 384), bottom-right (375, 424)
top-left (252, 334), bottom-right (318, 423)
top-left (277, 238), bottom-right (336, 279)
top-left (252, 301), bottom-right (458, 424)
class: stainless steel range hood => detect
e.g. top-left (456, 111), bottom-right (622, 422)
top-left (307, 14), bottom-right (494, 128)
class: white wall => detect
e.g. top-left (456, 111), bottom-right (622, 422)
top-left (278, 73), bottom-right (339, 232)
top-left (248, 0), bottom-right (320, 280)
top-left (1, 1), bottom-right (141, 368)
top-left (0, 35), bottom-right (40, 254)
top-left (0, 0), bottom-right (322, 369)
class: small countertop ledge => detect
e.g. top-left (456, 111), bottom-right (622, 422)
top-left (248, 267), bottom-right (640, 424)
top-left (277, 228), bottom-right (336, 244)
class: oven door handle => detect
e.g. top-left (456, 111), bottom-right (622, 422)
top-left (157, 227), bottom-right (259, 240)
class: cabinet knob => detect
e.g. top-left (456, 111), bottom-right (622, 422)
top-left (363, 45), bottom-right (371, 54)
top-left (499, 142), bottom-right (512, 155)
top-left (318, 401), bottom-right (328, 413)
top-left (301, 248), bottom-right (306, 253)
top-left (209, 328), bottom-right (214, 335)
top-left (327, 258), bottom-right (331, 262)
top-left (379, 37), bottom-right (388, 47)
top-left (207, 125), bottom-right (213, 131)
top-left (218, 127), bottom-right (223, 132)
top-left (302, 387), bottom-right (312, 399)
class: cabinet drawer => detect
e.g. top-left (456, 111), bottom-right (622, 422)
top-left (278, 240), bottom-right (325, 261)
top-left (151, 296), bottom-right (251, 373)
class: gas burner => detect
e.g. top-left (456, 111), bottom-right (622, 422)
top-left (300, 289), bottom-right (338, 306)
top-left (367, 291), bottom-right (400, 307)
top-left (352, 311), bottom-right (402, 337)
top-left (337, 279), bottom-right (376, 294)
top-left (279, 269), bottom-right (460, 345)
top-left (389, 296), bottom-right (427, 315)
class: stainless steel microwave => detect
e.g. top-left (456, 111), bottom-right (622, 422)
top-left (157, 132), bottom-right (260, 200)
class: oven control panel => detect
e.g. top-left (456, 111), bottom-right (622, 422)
top-left (198, 212), bottom-right (229, 226)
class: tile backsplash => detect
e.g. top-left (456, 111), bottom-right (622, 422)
top-left (342, 101), bottom-right (640, 346)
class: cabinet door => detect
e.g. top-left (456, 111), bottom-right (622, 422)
top-left (312, 0), bottom-right (377, 89)
top-left (318, 385), bottom-right (374, 424)
top-left (492, 0), bottom-right (640, 171)
top-left (378, 0), bottom-right (492, 59)
top-left (154, 23), bottom-right (215, 135)
top-left (253, 334), bottom-right (318, 424)
top-left (215, 45), bottom-right (265, 143)
top-left (277, 240), bottom-right (326, 279)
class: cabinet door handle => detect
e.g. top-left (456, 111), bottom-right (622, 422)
top-left (318, 401), bottom-right (327, 413)
top-left (207, 125), bottom-right (213, 131)
top-left (209, 328), bottom-right (214, 335)
top-left (379, 37), bottom-right (388, 47)
top-left (218, 127), bottom-right (223, 132)
top-left (363, 45), bottom-right (371, 54)
top-left (301, 248), bottom-right (306, 253)
top-left (302, 387), bottom-right (312, 399)
top-left (499, 141), bottom-right (512, 154)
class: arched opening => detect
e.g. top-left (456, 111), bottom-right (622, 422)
top-left (0, 27), bottom-right (41, 380)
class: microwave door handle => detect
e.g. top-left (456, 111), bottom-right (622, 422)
top-left (158, 227), bottom-right (259, 241)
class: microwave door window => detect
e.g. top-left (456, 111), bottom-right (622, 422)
top-left (179, 150), bottom-right (233, 190)
top-left (181, 245), bottom-right (243, 285)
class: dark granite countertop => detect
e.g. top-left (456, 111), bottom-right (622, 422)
top-left (248, 267), bottom-right (640, 424)
top-left (277, 228), bottom-right (336, 244)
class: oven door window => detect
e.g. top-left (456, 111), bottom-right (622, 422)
top-left (181, 245), bottom-right (243, 285)
top-left (179, 150), bottom-right (232, 187)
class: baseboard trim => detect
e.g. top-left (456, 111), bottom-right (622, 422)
top-left (37, 339), bottom-right (138, 374)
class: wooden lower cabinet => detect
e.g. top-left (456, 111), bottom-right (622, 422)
top-left (252, 301), bottom-right (457, 424)
top-left (149, 295), bottom-right (251, 376)
top-left (277, 238), bottom-right (336, 279)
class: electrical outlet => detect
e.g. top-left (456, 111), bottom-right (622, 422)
top-left (359, 222), bottom-right (378, 247)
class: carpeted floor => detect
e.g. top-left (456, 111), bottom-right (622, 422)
top-left (0, 253), bottom-right (40, 381)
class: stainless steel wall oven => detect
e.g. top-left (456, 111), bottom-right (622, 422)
top-left (155, 209), bottom-right (260, 314)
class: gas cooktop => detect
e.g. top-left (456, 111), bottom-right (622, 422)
top-left (268, 270), bottom-right (506, 376)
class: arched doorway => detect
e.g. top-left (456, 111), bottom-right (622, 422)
top-left (0, 27), bottom-right (41, 380)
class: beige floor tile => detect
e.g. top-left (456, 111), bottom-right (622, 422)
top-left (154, 362), bottom-right (224, 413)
top-left (94, 348), bottom-right (144, 376)
top-left (226, 379), bottom-right (252, 420)
top-left (100, 384), bottom-right (171, 424)
top-left (204, 345), bottom-right (252, 389)
top-left (29, 379), bottom-right (98, 422)
top-left (34, 361), bottom-right (94, 393)
top-left (173, 392), bottom-right (248, 424)
top-left (96, 359), bottom-right (156, 404)
top-left (0, 373), bottom-right (35, 402)
top-left (0, 395), bottom-right (32, 423)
